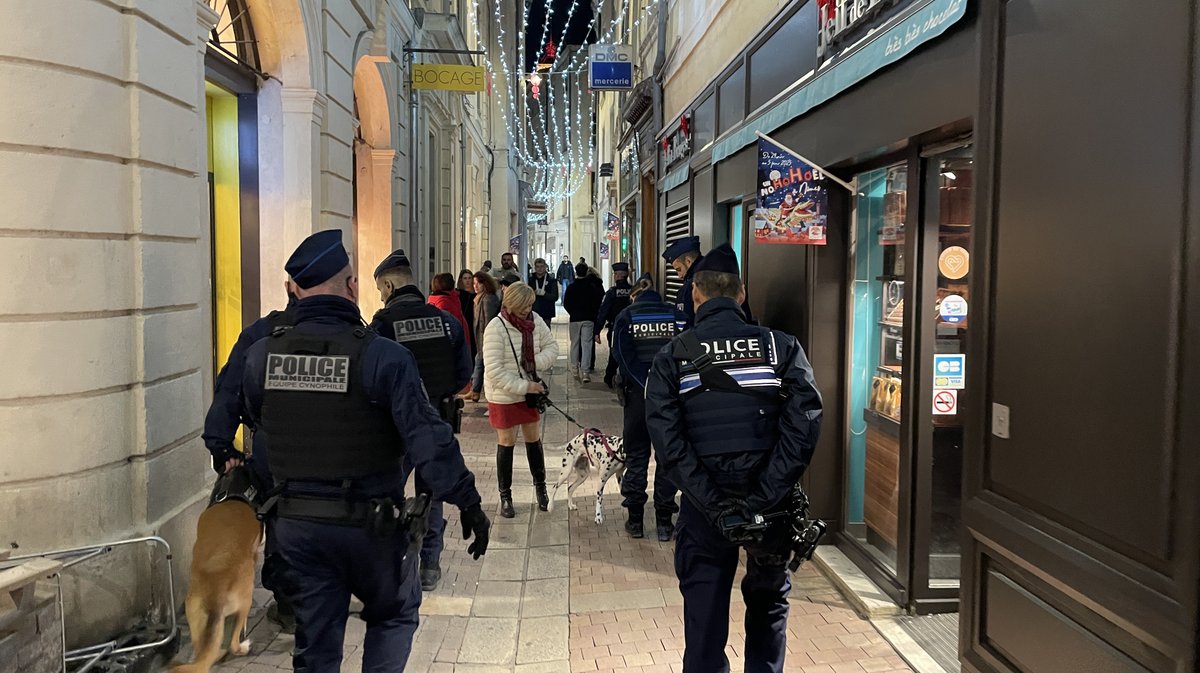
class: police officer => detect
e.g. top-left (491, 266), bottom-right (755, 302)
top-left (663, 237), bottom-right (754, 329)
top-left (611, 274), bottom-right (685, 541)
top-left (645, 244), bottom-right (822, 673)
top-left (368, 249), bottom-right (473, 593)
top-left (242, 230), bottom-right (491, 672)
top-left (201, 283), bottom-right (298, 631)
top-left (596, 261), bottom-right (633, 384)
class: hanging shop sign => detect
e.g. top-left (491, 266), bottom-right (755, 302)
top-left (817, 0), bottom-right (916, 60)
top-left (933, 353), bottom-right (965, 389)
top-left (754, 136), bottom-right (830, 245)
top-left (509, 235), bottom-right (522, 255)
top-left (527, 201), bottom-right (548, 215)
top-left (661, 115), bottom-right (692, 171)
top-left (600, 241), bottom-right (610, 260)
top-left (605, 213), bottom-right (621, 241)
top-left (938, 245), bottom-right (970, 279)
top-left (588, 45), bottom-right (635, 90)
top-left (412, 64), bottom-right (486, 92)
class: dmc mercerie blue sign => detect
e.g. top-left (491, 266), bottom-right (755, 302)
top-left (589, 45), bottom-right (634, 90)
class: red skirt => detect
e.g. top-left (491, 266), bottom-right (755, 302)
top-left (488, 401), bottom-right (541, 429)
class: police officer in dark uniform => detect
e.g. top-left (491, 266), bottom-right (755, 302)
top-left (201, 283), bottom-right (298, 631)
top-left (611, 274), bottom-right (685, 541)
top-left (645, 244), bottom-right (822, 673)
top-left (596, 261), bottom-right (633, 385)
top-left (663, 237), bottom-right (754, 329)
top-left (368, 249), bottom-right (473, 592)
top-left (242, 230), bottom-right (491, 672)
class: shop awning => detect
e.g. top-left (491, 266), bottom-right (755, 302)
top-left (659, 164), bottom-right (690, 193)
top-left (711, 0), bottom-right (967, 165)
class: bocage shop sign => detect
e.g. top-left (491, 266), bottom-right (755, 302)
top-left (817, 0), bottom-right (914, 59)
top-left (413, 64), bottom-right (486, 93)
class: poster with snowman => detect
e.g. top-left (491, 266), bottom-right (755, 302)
top-left (754, 135), bottom-right (829, 245)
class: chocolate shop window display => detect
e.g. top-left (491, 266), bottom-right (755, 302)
top-left (845, 161), bottom-right (908, 572)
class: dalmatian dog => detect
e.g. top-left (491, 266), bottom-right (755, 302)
top-left (548, 428), bottom-right (627, 524)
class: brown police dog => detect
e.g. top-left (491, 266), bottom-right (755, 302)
top-left (171, 499), bottom-right (263, 673)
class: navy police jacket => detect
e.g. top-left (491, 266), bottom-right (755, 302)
top-left (368, 285), bottom-right (472, 397)
top-left (611, 290), bottom-right (687, 390)
top-left (202, 302), bottom-right (295, 475)
top-left (645, 297), bottom-right (822, 517)
top-left (241, 295), bottom-right (481, 508)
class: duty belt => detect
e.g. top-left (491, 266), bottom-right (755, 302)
top-left (273, 495), bottom-right (381, 526)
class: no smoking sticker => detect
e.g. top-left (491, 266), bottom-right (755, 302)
top-left (933, 389), bottom-right (958, 415)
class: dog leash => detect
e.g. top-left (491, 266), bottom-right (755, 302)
top-left (547, 399), bottom-right (588, 431)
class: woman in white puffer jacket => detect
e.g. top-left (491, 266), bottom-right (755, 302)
top-left (483, 282), bottom-right (559, 518)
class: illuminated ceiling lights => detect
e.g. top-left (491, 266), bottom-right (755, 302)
top-left (468, 0), bottom-right (662, 210)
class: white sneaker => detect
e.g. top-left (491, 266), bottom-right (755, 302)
top-left (581, 372), bottom-right (591, 383)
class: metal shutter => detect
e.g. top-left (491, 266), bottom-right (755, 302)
top-left (663, 204), bottom-right (691, 303)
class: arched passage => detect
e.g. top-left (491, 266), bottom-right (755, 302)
top-left (353, 54), bottom-right (396, 317)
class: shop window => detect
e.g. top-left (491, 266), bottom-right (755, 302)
top-left (748, 3), bottom-right (818, 112)
top-left (845, 161), bottom-right (908, 574)
top-left (718, 66), bottom-right (746, 136)
top-left (693, 93), bottom-right (716, 150)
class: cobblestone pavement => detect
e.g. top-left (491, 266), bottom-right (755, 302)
top-left (176, 315), bottom-right (911, 673)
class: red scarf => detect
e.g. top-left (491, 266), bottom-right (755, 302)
top-left (501, 307), bottom-right (537, 375)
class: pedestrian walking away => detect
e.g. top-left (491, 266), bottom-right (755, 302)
top-left (369, 253), bottom-right (474, 593)
top-left (242, 230), bottom-right (490, 672)
top-left (611, 274), bottom-right (687, 541)
top-left (562, 262), bottom-right (604, 383)
top-left (645, 244), bottom-right (822, 673)
top-left (201, 281), bottom-right (298, 632)
top-left (482, 282), bottom-right (559, 518)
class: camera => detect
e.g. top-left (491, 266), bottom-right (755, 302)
top-left (525, 378), bottom-right (550, 413)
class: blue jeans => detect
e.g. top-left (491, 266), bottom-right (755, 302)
top-left (472, 352), bottom-right (485, 393)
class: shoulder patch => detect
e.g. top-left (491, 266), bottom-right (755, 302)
top-left (265, 353), bottom-right (350, 392)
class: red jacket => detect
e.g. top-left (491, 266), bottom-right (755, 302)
top-left (429, 291), bottom-right (472, 350)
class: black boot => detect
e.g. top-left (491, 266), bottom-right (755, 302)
top-left (656, 515), bottom-right (675, 542)
top-left (527, 441), bottom-right (549, 511)
top-left (625, 508), bottom-right (644, 539)
top-left (497, 445), bottom-right (516, 518)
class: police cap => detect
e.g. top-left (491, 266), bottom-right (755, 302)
top-left (692, 243), bottom-right (740, 277)
top-left (285, 229), bottom-right (351, 289)
top-left (662, 236), bottom-right (701, 262)
top-left (611, 262), bottom-right (630, 272)
top-left (373, 248), bottom-right (411, 279)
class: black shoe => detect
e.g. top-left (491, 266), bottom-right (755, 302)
top-left (534, 483), bottom-right (549, 512)
top-left (625, 517), bottom-right (644, 539)
top-left (267, 601), bottom-right (296, 634)
top-left (499, 490), bottom-right (516, 518)
top-left (420, 564), bottom-right (442, 592)
top-left (656, 520), bottom-right (675, 542)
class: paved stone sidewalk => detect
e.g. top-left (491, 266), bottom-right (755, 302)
top-left (173, 318), bottom-right (912, 672)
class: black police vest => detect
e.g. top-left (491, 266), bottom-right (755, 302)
top-left (627, 302), bottom-right (679, 363)
top-left (260, 326), bottom-right (404, 481)
top-left (376, 303), bottom-right (458, 399)
top-left (676, 326), bottom-right (783, 476)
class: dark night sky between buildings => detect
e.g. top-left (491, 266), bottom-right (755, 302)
top-left (523, 0), bottom-right (597, 72)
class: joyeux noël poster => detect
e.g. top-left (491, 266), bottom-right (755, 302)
top-left (754, 137), bottom-right (828, 246)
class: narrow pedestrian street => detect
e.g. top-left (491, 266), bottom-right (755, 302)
top-left (189, 321), bottom-right (911, 673)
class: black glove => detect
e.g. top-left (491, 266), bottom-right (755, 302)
top-left (210, 446), bottom-right (242, 475)
top-left (714, 498), bottom-right (757, 544)
top-left (460, 504), bottom-right (491, 560)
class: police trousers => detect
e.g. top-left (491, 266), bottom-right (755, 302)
top-left (619, 386), bottom-right (678, 519)
top-left (275, 516), bottom-right (421, 673)
top-left (674, 498), bottom-right (791, 673)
